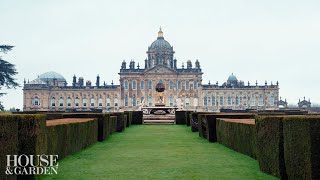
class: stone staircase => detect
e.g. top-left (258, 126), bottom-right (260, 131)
top-left (143, 115), bottom-right (175, 125)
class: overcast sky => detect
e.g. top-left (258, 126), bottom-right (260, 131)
top-left (1, 0), bottom-right (320, 109)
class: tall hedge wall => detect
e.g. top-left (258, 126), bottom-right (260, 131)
top-left (255, 116), bottom-right (287, 179)
top-left (46, 118), bottom-right (98, 159)
top-left (131, 111), bottom-right (143, 124)
top-left (190, 112), bottom-right (199, 132)
top-left (175, 111), bottom-right (186, 125)
top-left (0, 114), bottom-right (46, 180)
top-left (62, 113), bottom-right (112, 142)
top-left (283, 116), bottom-right (320, 180)
top-left (110, 116), bottom-right (117, 133)
top-left (0, 115), bottom-right (19, 180)
top-left (124, 111), bottom-right (132, 127)
top-left (186, 111), bottom-right (192, 126)
top-left (109, 112), bottom-right (126, 132)
top-left (216, 119), bottom-right (256, 158)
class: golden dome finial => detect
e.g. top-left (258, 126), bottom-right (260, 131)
top-left (158, 26), bottom-right (163, 38)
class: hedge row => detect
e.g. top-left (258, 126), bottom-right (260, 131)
top-left (124, 111), bottom-right (132, 127)
top-left (62, 113), bottom-right (116, 142)
top-left (131, 111), bottom-right (143, 124)
top-left (109, 112), bottom-right (126, 132)
top-left (46, 118), bottom-right (98, 160)
top-left (283, 116), bottom-right (320, 179)
top-left (0, 114), bottom-right (46, 180)
top-left (216, 119), bottom-right (257, 158)
top-left (198, 113), bottom-right (255, 142)
top-left (255, 116), bottom-right (287, 178)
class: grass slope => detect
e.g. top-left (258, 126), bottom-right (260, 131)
top-left (40, 125), bottom-right (275, 180)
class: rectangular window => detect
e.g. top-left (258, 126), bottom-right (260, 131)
top-left (251, 95), bottom-right (255, 106)
top-left (194, 80), bottom-right (197, 89)
top-left (212, 96), bottom-right (215, 106)
top-left (186, 81), bottom-right (190, 90)
top-left (140, 81), bottom-right (144, 90)
top-left (132, 81), bottom-right (136, 90)
top-left (220, 96), bottom-right (224, 106)
top-left (169, 81), bottom-right (174, 90)
top-left (178, 81), bottom-right (181, 90)
top-left (148, 81), bottom-right (152, 90)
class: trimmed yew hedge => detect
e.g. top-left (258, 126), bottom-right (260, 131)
top-left (109, 112), bottom-right (126, 132)
top-left (283, 116), bottom-right (320, 180)
top-left (110, 116), bottom-right (117, 133)
top-left (132, 111), bottom-right (143, 124)
top-left (0, 115), bottom-right (19, 180)
top-left (185, 111), bottom-right (192, 126)
top-left (190, 112), bottom-right (199, 132)
top-left (0, 114), bottom-right (46, 180)
top-left (255, 116), bottom-right (287, 179)
top-left (216, 119), bottom-right (256, 158)
top-left (175, 111), bottom-right (186, 124)
top-left (46, 118), bottom-right (98, 159)
top-left (124, 111), bottom-right (132, 127)
top-left (62, 113), bottom-right (113, 142)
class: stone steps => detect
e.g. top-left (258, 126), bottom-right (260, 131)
top-left (143, 115), bottom-right (176, 125)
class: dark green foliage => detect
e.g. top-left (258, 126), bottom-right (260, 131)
top-left (186, 111), bottom-right (192, 126)
top-left (175, 111), bottom-right (186, 124)
top-left (62, 113), bottom-right (113, 142)
top-left (255, 116), bottom-right (287, 179)
top-left (0, 114), bottom-right (46, 180)
top-left (190, 112), bottom-right (199, 132)
top-left (124, 111), bottom-right (132, 127)
top-left (110, 116), bottom-right (117, 133)
top-left (283, 116), bottom-right (320, 180)
top-left (45, 113), bottom-right (64, 120)
top-left (46, 118), bottom-right (98, 159)
top-left (216, 119), bottom-right (257, 158)
top-left (109, 112), bottom-right (126, 132)
top-left (0, 115), bottom-right (18, 180)
top-left (132, 111), bottom-right (143, 124)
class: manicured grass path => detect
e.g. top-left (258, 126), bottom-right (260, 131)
top-left (40, 125), bottom-right (275, 180)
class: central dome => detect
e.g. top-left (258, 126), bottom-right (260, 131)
top-left (149, 28), bottom-right (172, 50)
top-left (39, 71), bottom-right (66, 82)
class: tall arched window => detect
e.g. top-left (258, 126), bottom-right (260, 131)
top-left (259, 95), bottom-right (264, 106)
top-left (114, 98), bottom-right (118, 107)
top-left (220, 96), bottom-right (224, 106)
top-left (67, 97), bottom-right (71, 107)
top-left (148, 80), bottom-right (152, 90)
top-left (75, 97), bottom-right (79, 107)
top-left (90, 97), bottom-right (95, 107)
top-left (235, 96), bottom-right (239, 106)
top-left (106, 98), bottom-right (111, 107)
top-left (140, 81), bottom-right (144, 90)
top-left (270, 94), bottom-right (274, 106)
top-left (228, 96), bottom-right (231, 105)
top-left (169, 81), bottom-right (174, 90)
top-left (82, 97), bottom-right (87, 107)
top-left (243, 96), bottom-right (247, 106)
top-left (132, 80), bottom-right (136, 90)
top-left (32, 96), bottom-right (40, 106)
top-left (251, 95), bottom-right (255, 106)
top-left (132, 95), bottom-right (136, 107)
top-left (148, 96), bottom-right (152, 107)
top-left (124, 81), bottom-right (128, 90)
top-left (194, 80), bottom-right (197, 89)
top-left (98, 98), bottom-right (102, 107)
top-left (59, 97), bottom-right (64, 107)
top-left (51, 97), bottom-right (56, 107)
top-left (169, 95), bottom-right (173, 107)
top-left (212, 96), bottom-right (215, 107)
top-left (124, 95), bottom-right (128, 107)
top-left (204, 96), bottom-right (208, 106)
top-left (186, 81), bottom-right (190, 90)
top-left (177, 81), bottom-right (182, 90)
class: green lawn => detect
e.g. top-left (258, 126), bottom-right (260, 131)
top-left (39, 125), bottom-right (276, 180)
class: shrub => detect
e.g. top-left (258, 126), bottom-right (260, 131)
top-left (283, 116), bottom-right (320, 179)
top-left (62, 113), bottom-right (112, 142)
top-left (124, 111), bottom-right (132, 127)
top-left (110, 116), bottom-right (117, 133)
top-left (46, 118), bottom-right (98, 159)
top-left (255, 116), bottom-right (287, 179)
top-left (0, 115), bottom-right (18, 180)
top-left (190, 112), bottom-right (199, 132)
top-left (132, 111), bottom-right (143, 124)
top-left (186, 111), bottom-right (192, 126)
top-left (109, 113), bottom-right (126, 132)
top-left (216, 119), bottom-right (256, 158)
top-left (175, 111), bottom-right (186, 125)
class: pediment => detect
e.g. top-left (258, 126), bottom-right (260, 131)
top-left (144, 65), bottom-right (177, 75)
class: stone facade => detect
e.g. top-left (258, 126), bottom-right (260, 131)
top-left (23, 29), bottom-right (279, 112)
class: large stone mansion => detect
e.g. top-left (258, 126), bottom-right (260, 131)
top-left (23, 29), bottom-right (279, 112)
